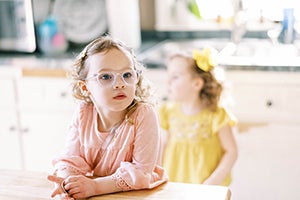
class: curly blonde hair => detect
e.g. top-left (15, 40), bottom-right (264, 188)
top-left (169, 53), bottom-right (222, 111)
top-left (69, 35), bottom-right (153, 106)
top-left (193, 62), bottom-right (222, 111)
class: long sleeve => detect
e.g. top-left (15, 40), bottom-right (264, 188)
top-left (52, 103), bottom-right (92, 175)
top-left (110, 104), bottom-right (168, 190)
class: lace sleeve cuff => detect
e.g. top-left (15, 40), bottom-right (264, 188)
top-left (111, 173), bottom-right (132, 191)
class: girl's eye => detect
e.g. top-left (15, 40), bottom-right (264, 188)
top-left (98, 73), bottom-right (113, 81)
top-left (123, 72), bottom-right (133, 79)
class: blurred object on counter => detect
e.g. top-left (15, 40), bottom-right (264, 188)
top-left (37, 0), bottom-right (68, 56)
top-left (267, 25), bottom-right (281, 45)
top-left (38, 16), bottom-right (68, 56)
top-left (52, 0), bottom-right (107, 44)
top-left (187, 0), bottom-right (202, 20)
top-left (279, 8), bottom-right (296, 44)
top-left (155, 0), bottom-right (233, 31)
top-left (231, 0), bottom-right (247, 44)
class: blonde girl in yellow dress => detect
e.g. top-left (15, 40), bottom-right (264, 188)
top-left (159, 48), bottom-right (238, 186)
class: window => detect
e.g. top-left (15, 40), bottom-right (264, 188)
top-left (155, 0), bottom-right (299, 31)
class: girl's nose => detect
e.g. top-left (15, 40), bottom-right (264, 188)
top-left (113, 75), bottom-right (126, 89)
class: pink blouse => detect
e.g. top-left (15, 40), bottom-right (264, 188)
top-left (52, 102), bottom-right (168, 190)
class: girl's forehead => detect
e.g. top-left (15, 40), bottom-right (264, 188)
top-left (169, 58), bottom-right (190, 71)
top-left (87, 49), bottom-right (133, 71)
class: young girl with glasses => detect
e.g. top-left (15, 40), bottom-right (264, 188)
top-left (47, 35), bottom-right (168, 199)
top-left (159, 48), bottom-right (238, 186)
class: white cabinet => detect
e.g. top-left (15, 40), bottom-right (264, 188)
top-left (18, 77), bottom-right (76, 111)
top-left (0, 110), bottom-right (22, 170)
top-left (225, 70), bottom-right (300, 124)
top-left (0, 68), bottom-right (76, 171)
top-left (224, 70), bottom-right (300, 200)
top-left (18, 77), bottom-right (76, 172)
top-left (21, 111), bottom-right (72, 171)
top-left (0, 68), bottom-right (23, 170)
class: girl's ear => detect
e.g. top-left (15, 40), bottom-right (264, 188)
top-left (194, 77), bottom-right (204, 91)
top-left (78, 80), bottom-right (90, 96)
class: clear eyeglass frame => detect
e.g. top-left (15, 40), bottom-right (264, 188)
top-left (85, 69), bottom-right (140, 87)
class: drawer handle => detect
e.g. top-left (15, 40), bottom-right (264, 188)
top-left (266, 100), bottom-right (273, 107)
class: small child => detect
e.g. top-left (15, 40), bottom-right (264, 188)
top-left (159, 48), bottom-right (238, 186)
top-left (47, 35), bottom-right (168, 199)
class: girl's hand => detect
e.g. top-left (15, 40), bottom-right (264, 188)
top-left (63, 175), bottom-right (97, 199)
top-left (47, 174), bottom-right (74, 200)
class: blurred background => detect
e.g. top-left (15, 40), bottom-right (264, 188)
top-left (1, 1), bottom-right (300, 200)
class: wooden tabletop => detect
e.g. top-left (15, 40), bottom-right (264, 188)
top-left (0, 170), bottom-right (231, 200)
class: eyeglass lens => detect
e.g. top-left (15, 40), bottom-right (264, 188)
top-left (96, 70), bottom-right (138, 87)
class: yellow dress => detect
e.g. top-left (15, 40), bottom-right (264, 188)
top-left (159, 102), bottom-right (236, 186)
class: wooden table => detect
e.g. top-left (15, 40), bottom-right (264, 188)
top-left (0, 170), bottom-right (231, 200)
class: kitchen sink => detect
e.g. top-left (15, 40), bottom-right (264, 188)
top-left (138, 38), bottom-right (300, 68)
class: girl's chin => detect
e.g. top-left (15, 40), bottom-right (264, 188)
top-left (110, 101), bottom-right (134, 111)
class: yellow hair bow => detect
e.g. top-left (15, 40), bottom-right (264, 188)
top-left (193, 48), bottom-right (217, 72)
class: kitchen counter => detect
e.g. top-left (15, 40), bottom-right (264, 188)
top-left (137, 38), bottom-right (300, 71)
top-left (0, 170), bottom-right (231, 200)
top-left (1, 38), bottom-right (300, 74)
top-left (0, 57), bottom-right (72, 78)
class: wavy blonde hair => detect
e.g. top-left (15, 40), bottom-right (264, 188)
top-left (69, 35), bottom-right (154, 107)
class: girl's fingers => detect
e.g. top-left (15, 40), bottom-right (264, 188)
top-left (47, 174), bottom-right (70, 198)
top-left (50, 185), bottom-right (63, 198)
top-left (47, 174), bottom-right (64, 184)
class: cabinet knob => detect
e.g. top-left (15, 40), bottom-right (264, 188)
top-left (266, 100), bottom-right (273, 107)
top-left (60, 92), bottom-right (67, 98)
top-left (9, 126), bottom-right (16, 132)
top-left (21, 128), bottom-right (29, 134)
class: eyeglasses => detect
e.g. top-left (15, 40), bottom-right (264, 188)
top-left (85, 69), bottom-right (139, 87)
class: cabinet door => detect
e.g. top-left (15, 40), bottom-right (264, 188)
top-left (0, 79), bottom-right (22, 170)
top-left (18, 77), bottom-right (76, 171)
top-left (0, 111), bottom-right (23, 170)
top-left (18, 77), bottom-right (75, 111)
top-left (21, 111), bottom-right (73, 172)
top-left (226, 71), bottom-right (300, 124)
top-left (230, 83), bottom-right (286, 122)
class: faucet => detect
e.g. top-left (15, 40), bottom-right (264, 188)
top-left (278, 8), bottom-right (296, 44)
top-left (230, 0), bottom-right (247, 44)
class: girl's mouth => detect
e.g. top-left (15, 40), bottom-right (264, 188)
top-left (113, 94), bottom-right (127, 100)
